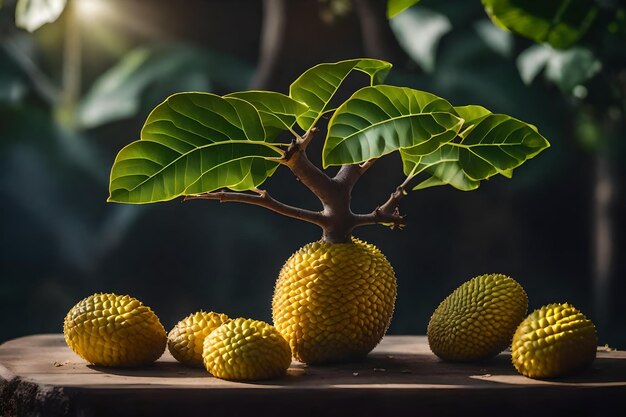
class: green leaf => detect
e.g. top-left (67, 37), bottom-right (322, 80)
top-left (455, 105), bottom-right (492, 128)
top-left (108, 93), bottom-right (283, 204)
top-left (225, 91), bottom-right (308, 139)
top-left (323, 85), bottom-right (464, 167)
top-left (289, 58), bottom-right (392, 131)
top-left (481, 0), bottom-right (598, 49)
top-left (390, 7), bottom-right (452, 73)
top-left (402, 113), bottom-right (550, 191)
top-left (403, 145), bottom-right (481, 191)
top-left (387, 0), bottom-right (422, 19)
top-left (15, 0), bottom-right (66, 32)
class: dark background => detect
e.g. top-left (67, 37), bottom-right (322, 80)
top-left (1, 0), bottom-right (625, 348)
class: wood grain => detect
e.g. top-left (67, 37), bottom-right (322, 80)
top-left (1, 335), bottom-right (625, 416)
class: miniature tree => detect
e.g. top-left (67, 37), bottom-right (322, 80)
top-left (108, 59), bottom-right (549, 364)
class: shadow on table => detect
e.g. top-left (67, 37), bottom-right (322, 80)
top-left (85, 351), bottom-right (506, 379)
top-left (86, 351), bottom-right (626, 387)
top-left (87, 361), bottom-right (209, 378)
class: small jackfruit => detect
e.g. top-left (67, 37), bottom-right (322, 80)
top-left (203, 318), bottom-right (291, 381)
top-left (168, 311), bottom-right (230, 367)
top-left (427, 273), bottom-right (528, 362)
top-left (272, 238), bottom-right (396, 364)
top-left (511, 303), bottom-right (597, 378)
top-left (64, 293), bottom-right (166, 367)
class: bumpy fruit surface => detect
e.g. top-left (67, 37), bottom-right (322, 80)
top-left (64, 293), bottom-right (166, 367)
top-left (203, 318), bottom-right (291, 381)
top-left (511, 303), bottom-right (597, 379)
top-left (427, 273), bottom-right (528, 362)
top-left (272, 238), bottom-right (396, 364)
top-left (168, 311), bottom-right (230, 367)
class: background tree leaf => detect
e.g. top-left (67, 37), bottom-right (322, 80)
top-left (289, 58), bottom-right (392, 131)
top-left (517, 44), bottom-right (602, 92)
top-left (78, 46), bottom-right (231, 129)
top-left (402, 113), bottom-right (550, 190)
top-left (474, 19), bottom-right (513, 58)
top-left (387, 0), bottom-right (422, 19)
top-left (15, 0), bottom-right (66, 32)
top-left (543, 47), bottom-right (602, 92)
top-left (516, 44), bottom-right (554, 85)
top-left (390, 7), bottom-right (452, 73)
top-left (481, 0), bottom-right (598, 49)
top-left (108, 93), bottom-right (283, 204)
top-left (225, 91), bottom-right (308, 139)
top-left (323, 85), bottom-right (463, 167)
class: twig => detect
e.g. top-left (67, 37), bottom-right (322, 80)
top-left (296, 127), bottom-right (319, 150)
top-left (352, 175), bottom-right (414, 229)
top-left (281, 128), bottom-right (338, 208)
top-left (183, 189), bottom-right (325, 226)
top-left (334, 158), bottom-right (378, 189)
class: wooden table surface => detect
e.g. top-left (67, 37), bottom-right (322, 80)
top-left (1, 335), bottom-right (625, 416)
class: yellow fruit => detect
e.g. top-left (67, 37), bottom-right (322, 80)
top-left (427, 273), bottom-right (528, 362)
top-left (511, 303), bottom-right (597, 378)
top-left (202, 318), bottom-right (291, 381)
top-left (63, 293), bottom-right (166, 367)
top-left (167, 311), bottom-right (231, 367)
top-left (272, 238), bottom-right (396, 364)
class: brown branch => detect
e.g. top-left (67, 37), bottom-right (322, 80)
top-left (296, 127), bottom-right (318, 150)
top-left (334, 158), bottom-right (378, 190)
top-left (281, 128), bottom-right (339, 208)
top-left (351, 175), bottom-right (414, 230)
top-left (183, 189), bottom-right (325, 226)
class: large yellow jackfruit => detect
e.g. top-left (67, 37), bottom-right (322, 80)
top-left (511, 303), bottom-right (597, 378)
top-left (427, 273), bottom-right (528, 361)
top-left (168, 311), bottom-right (230, 367)
top-left (202, 318), bottom-right (291, 381)
top-left (64, 293), bottom-right (166, 367)
top-left (272, 238), bottom-right (396, 364)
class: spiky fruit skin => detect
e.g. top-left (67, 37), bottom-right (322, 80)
top-left (167, 311), bottom-right (230, 367)
top-left (511, 303), bottom-right (597, 379)
top-left (427, 273), bottom-right (528, 362)
top-left (63, 293), bottom-right (166, 367)
top-left (272, 238), bottom-right (396, 365)
top-left (202, 318), bottom-right (291, 381)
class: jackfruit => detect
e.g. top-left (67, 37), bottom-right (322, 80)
top-left (272, 238), bottom-right (396, 364)
top-left (168, 311), bottom-right (230, 367)
top-left (202, 318), bottom-right (291, 381)
top-left (511, 303), bottom-right (597, 378)
top-left (64, 293), bottom-right (166, 367)
top-left (427, 273), bottom-right (527, 361)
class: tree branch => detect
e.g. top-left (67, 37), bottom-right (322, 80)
top-left (183, 189), bottom-right (325, 226)
top-left (352, 175), bottom-right (414, 229)
top-left (295, 126), bottom-right (318, 150)
top-left (334, 158), bottom-right (378, 189)
top-left (281, 128), bottom-right (339, 208)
